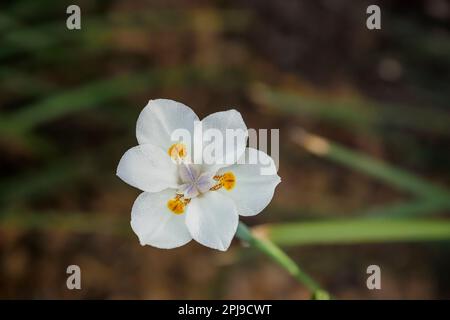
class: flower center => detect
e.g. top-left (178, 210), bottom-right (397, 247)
top-left (166, 171), bottom-right (237, 215)
top-left (166, 150), bottom-right (237, 214)
top-left (168, 142), bottom-right (187, 160)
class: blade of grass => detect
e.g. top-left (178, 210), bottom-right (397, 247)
top-left (0, 13), bottom-right (20, 32)
top-left (1, 65), bottom-right (249, 135)
top-left (256, 218), bottom-right (450, 247)
top-left (0, 160), bottom-right (86, 205)
top-left (5, 0), bottom-right (67, 19)
top-left (363, 198), bottom-right (450, 218)
top-left (290, 128), bottom-right (450, 199)
top-left (0, 72), bottom-right (155, 134)
top-left (0, 13), bottom-right (184, 58)
top-left (0, 210), bottom-right (130, 236)
top-left (0, 10), bottom-right (250, 59)
top-left (252, 86), bottom-right (450, 135)
top-left (0, 131), bottom-right (136, 207)
top-left (3, 212), bottom-right (449, 248)
top-left (0, 67), bottom-right (58, 96)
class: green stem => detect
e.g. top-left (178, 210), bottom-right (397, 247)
top-left (235, 222), bottom-right (329, 299)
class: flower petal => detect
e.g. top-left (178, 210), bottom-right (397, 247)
top-left (217, 148), bottom-right (281, 216)
top-left (131, 190), bottom-right (192, 249)
top-left (117, 144), bottom-right (179, 192)
top-left (200, 109), bottom-right (248, 170)
top-left (185, 191), bottom-right (238, 251)
top-left (136, 99), bottom-right (199, 152)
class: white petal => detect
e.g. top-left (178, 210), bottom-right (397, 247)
top-left (185, 191), bottom-right (238, 251)
top-left (136, 99), bottom-right (199, 153)
top-left (117, 144), bottom-right (179, 193)
top-left (218, 148), bottom-right (281, 216)
top-left (131, 190), bottom-right (192, 249)
top-left (200, 109), bottom-right (248, 170)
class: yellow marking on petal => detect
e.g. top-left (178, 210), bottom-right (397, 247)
top-left (168, 143), bottom-right (187, 160)
top-left (210, 172), bottom-right (236, 191)
top-left (167, 197), bottom-right (185, 214)
top-left (221, 172), bottom-right (236, 191)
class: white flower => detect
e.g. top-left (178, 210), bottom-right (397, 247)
top-left (117, 99), bottom-right (281, 251)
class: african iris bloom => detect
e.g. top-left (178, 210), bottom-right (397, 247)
top-left (117, 99), bottom-right (281, 251)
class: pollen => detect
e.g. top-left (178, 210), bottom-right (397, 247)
top-left (167, 194), bottom-right (190, 214)
top-left (168, 142), bottom-right (187, 160)
top-left (221, 172), bottom-right (236, 190)
top-left (167, 197), bottom-right (186, 214)
top-left (211, 172), bottom-right (236, 191)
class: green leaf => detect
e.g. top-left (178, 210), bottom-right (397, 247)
top-left (261, 218), bottom-right (450, 247)
top-left (290, 129), bottom-right (450, 199)
top-left (252, 86), bottom-right (450, 135)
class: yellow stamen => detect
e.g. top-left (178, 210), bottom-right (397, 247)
top-left (210, 172), bottom-right (236, 191)
top-left (167, 197), bottom-right (185, 214)
top-left (167, 194), bottom-right (191, 214)
top-left (168, 142), bottom-right (187, 160)
top-left (221, 172), bottom-right (236, 190)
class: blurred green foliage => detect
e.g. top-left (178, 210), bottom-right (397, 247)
top-left (0, 0), bottom-right (449, 299)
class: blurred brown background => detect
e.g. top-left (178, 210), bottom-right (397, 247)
top-left (0, 0), bottom-right (449, 299)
